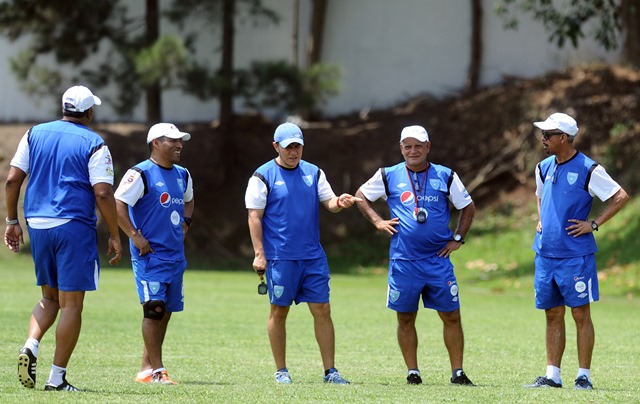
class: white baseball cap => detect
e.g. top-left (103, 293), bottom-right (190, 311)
top-left (533, 113), bottom-right (579, 137)
top-left (146, 123), bottom-right (191, 144)
top-left (274, 122), bottom-right (304, 147)
top-left (400, 125), bottom-right (429, 142)
top-left (62, 85), bottom-right (102, 113)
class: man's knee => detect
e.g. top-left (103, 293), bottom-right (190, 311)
top-left (143, 300), bottom-right (166, 320)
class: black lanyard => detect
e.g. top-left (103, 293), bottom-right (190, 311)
top-left (405, 166), bottom-right (428, 211)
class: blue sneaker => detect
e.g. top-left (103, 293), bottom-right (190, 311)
top-left (324, 368), bottom-right (350, 384)
top-left (574, 375), bottom-right (593, 390)
top-left (274, 368), bottom-right (292, 384)
top-left (523, 376), bottom-right (562, 388)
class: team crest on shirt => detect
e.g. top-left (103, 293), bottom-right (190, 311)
top-left (273, 285), bottom-right (284, 298)
top-left (389, 289), bottom-right (400, 303)
top-left (303, 175), bottom-right (313, 187)
top-left (430, 179), bottom-right (441, 189)
top-left (567, 172), bottom-right (578, 185)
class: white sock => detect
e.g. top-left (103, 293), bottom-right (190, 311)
top-left (138, 368), bottom-right (153, 378)
top-left (24, 338), bottom-right (39, 357)
top-left (153, 367), bottom-right (166, 374)
top-left (545, 365), bottom-right (561, 383)
top-left (48, 364), bottom-right (66, 386)
top-left (408, 369), bottom-right (420, 376)
top-left (577, 368), bottom-right (591, 380)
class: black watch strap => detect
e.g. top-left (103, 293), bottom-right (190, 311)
top-left (184, 217), bottom-right (192, 227)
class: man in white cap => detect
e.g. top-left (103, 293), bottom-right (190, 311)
top-left (245, 122), bottom-right (360, 384)
top-left (354, 125), bottom-right (476, 386)
top-left (525, 113), bottom-right (629, 390)
top-left (5, 85), bottom-right (122, 391)
top-left (114, 123), bottom-right (194, 385)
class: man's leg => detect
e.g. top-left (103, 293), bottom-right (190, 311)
top-left (545, 305), bottom-right (566, 368)
top-left (438, 310), bottom-right (464, 370)
top-left (142, 308), bottom-right (172, 371)
top-left (308, 302), bottom-right (334, 370)
top-left (268, 304), bottom-right (290, 371)
top-left (52, 290), bottom-right (85, 368)
top-left (29, 286), bottom-right (60, 341)
top-left (397, 311), bottom-right (419, 370)
top-left (571, 304), bottom-right (594, 369)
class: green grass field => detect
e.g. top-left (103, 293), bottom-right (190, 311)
top-left (1, 253), bottom-right (638, 403)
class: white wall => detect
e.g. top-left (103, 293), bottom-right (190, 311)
top-left (0, 0), bottom-right (620, 122)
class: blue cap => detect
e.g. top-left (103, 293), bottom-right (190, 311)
top-left (274, 123), bottom-right (304, 147)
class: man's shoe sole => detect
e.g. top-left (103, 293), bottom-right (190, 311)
top-left (18, 352), bottom-right (36, 388)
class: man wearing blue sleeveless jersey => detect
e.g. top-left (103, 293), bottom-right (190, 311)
top-left (245, 122), bottom-right (360, 384)
top-left (5, 85), bottom-right (122, 391)
top-left (524, 113), bottom-right (628, 390)
top-left (355, 125), bottom-right (476, 386)
top-left (115, 123), bottom-right (194, 385)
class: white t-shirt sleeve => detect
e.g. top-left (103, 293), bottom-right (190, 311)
top-left (448, 172), bottom-right (473, 209)
top-left (114, 168), bottom-right (145, 206)
top-left (318, 169), bottom-right (336, 202)
top-left (588, 165), bottom-right (621, 201)
top-left (534, 164), bottom-right (543, 198)
top-left (10, 131), bottom-right (30, 173)
top-left (184, 168), bottom-right (194, 202)
top-left (359, 169), bottom-right (387, 202)
top-left (88, 145), bottom-right (115, 186)
top-left (245, 175), bottom-right (268, 209)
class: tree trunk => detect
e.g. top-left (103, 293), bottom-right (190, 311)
top-left (621, 0), bottom-right (640, 68)
top-left (307, 0), bottom-right (327, 66)
top-left (466, 0), bottom-right (483, 92)
top-left (220, 0), bottom-right (235, 132)
top-left (145, 0), bottom-right (162, 124)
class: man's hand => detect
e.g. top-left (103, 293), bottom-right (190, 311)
top-left (4, 224), bottom-right (24, 253)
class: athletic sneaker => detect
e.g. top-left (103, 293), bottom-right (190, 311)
top-left (406, 373), bottom-right (423, 385)
top-left (574, 375), bottom-right (593, 390)
top-left (274, 368), bottom-right (292, 384)
top-left (324, 368), bottom-right (350, 384)
top-left (451, 371), bottom-right (475, 386)
top-left (151, 370), bottom-right (177, 385)
top-left (523, 376), bottom-right (562, 388)
top-left (18, 348), bottom-right (37, 388)
top-left (134, 371), bottom-right (153, 383)
top-left (44, 372), bottom-right (80, 391)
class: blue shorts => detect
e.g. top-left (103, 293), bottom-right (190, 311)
top-left (387, 257), bottom-right (460, 313)
top-left (266, 258), bottom-right (330, 306)
top-left (534, 254), bottom-right (599, 309)
top-left (29, 221), bottom-right (99, 292)
top-left (133, 255), bottom-right (186, 312)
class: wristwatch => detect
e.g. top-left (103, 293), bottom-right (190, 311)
top-left (591, 220), bottom-right (598, 231)
top-left (452, 234), bottom-right (465, 244)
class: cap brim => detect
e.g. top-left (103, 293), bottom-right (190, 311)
top-left (279, 138), bottom-right (304, 147)
top-left (165, 132), bottom-right (191, 141)
top-left (533, 120), bottom-right (558, 131)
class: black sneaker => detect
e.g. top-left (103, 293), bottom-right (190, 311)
top-left (18, 348), bottom-right (37, 388)
top-left (407, 373), bottom-right (422, 385)
top-left (523, 376), bottom-right (562, 388)
top-left (44, 372), bottom-right (80, 392)
top-left (451, 371), bottom-right (475, 386)
top-left (574, 375), bottom-right (593, 390)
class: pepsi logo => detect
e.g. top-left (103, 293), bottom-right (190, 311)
top-left (159, 192), bottom-right (171, 207)
top-left (400, 191), bottom-right (415, 205)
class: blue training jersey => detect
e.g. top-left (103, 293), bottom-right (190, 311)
top-left (117, 160), bottom-right (192, 261)
top-left (251, 159), bottom-right (326, 260)
top-left (383, 162), bottom-right (458, 259)
top-left (24, 120), bottom-right (106, 228)
top-left (533, 152), bottom-right (598, 258)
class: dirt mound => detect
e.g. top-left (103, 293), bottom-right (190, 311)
top-left (2, 64), bottom-right (639, 266)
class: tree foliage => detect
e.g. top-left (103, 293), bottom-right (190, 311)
top-left (495, 0), bottom-right (623, 49)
